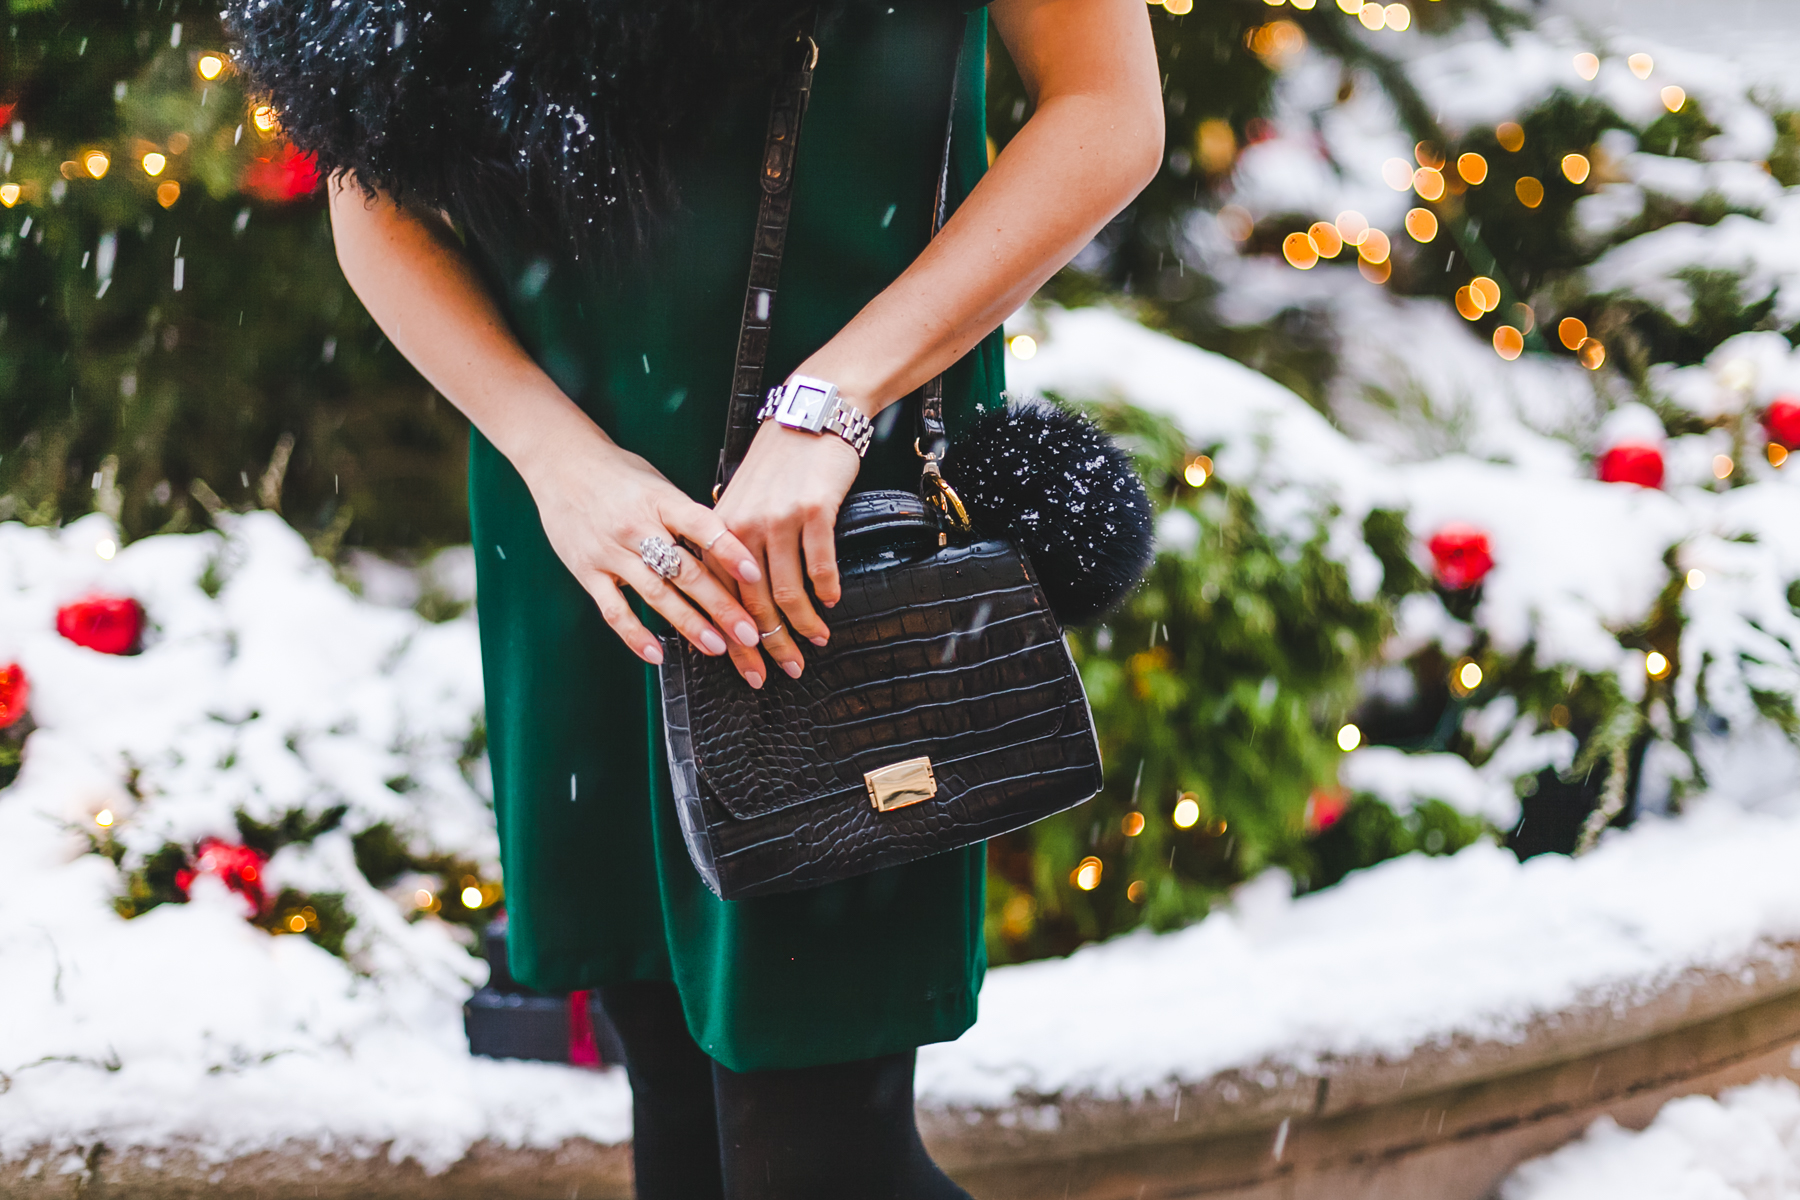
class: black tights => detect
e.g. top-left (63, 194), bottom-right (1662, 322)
top-left (597, 981), bottom-right (973, 1200)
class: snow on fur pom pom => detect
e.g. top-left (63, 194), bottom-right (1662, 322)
top-left (942, 404), bottom-right (1153, 626)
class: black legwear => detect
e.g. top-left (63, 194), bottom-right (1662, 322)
top-left (595, 981), bottom-right (724, 1200)
top-left (712, 1050), bottom-right (974, 1200)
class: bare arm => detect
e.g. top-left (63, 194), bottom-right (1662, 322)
top-left (717, 0), bottom-right (1163, 670)
top-left (328, 185), bottom-right (771, 677)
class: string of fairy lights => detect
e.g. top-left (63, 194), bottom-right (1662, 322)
top-left (1254, 48), bottom-right (1691, 372)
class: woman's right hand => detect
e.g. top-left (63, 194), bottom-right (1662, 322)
top-left (518, 423), bottom-right (776, 688)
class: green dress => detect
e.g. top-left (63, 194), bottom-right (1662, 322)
top-left (467, 4), bottom-right (1003, 1072)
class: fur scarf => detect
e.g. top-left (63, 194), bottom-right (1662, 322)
top-left (225, 0), bottom-right (832, 260)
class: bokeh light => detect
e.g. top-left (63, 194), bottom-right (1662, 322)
top-left (1515, 176), bottom-right (1545, 208)
top-left (1172, 795), bottom-right (1201, 828)
top-left (1404, 207), bottom-right (1438, 242)
top-left (1493, 326), bottom-right (1524, 360)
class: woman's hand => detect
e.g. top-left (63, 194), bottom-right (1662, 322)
top-left (711, 417), bottom-right (864, 679)
top-left (516, 421), bottom-right (775, 685)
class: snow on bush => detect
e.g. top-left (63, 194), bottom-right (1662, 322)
top-left (1501, 1078), bottom-right (1800, 1200)
top-left (0, 513), bottom-right (629, 1170)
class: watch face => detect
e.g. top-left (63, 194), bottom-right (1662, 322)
top-left (776, 380), bottom-right (833, 431)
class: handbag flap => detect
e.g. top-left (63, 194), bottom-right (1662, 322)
top-left (667, 540), bottom-right (1079, 821)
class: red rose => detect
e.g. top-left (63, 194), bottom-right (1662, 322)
top-left (1597, 441), bottom-right (1664, 489)
top-left (1764, 397), bottom-right (1800, 448)
top-left (1306, 787), bottom-right (1350, 834)
top-left (0, 663), bottom-right (27, 729)
top-left (241, 144), bottom-right (320, 203)
top-left (1427, 523), bottom-right (1494, 591)
top-left (55, 596), bottom-right (144, 655)
top-left (175, 838), bottom-right (270, 913)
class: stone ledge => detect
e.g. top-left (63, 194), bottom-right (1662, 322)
top-left (8, 944), bottom-right (1800, 1200)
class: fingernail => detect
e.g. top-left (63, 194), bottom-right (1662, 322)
top-left (824, 599), bottom-right (837, 608)
top-left (701, 630), bottom-right (729, 655)
top-left (737, 560), bottom-right (763, 584)
top-left (734, 621), bottom-right (760, 648)
top-left (809, 635), bottom-right (829, 647)
top-left (782, 659), bottom-right (803, 679)
top-left (746, 671), bottom-right (764, 690)
top-left (643, 642), bottom-right (664, 665)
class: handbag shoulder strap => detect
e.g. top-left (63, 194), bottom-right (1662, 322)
top-left (715, 19), bottom-right (960, 493)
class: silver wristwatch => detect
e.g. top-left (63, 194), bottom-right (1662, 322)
top-left (756, 375), bottom-right (875, 456)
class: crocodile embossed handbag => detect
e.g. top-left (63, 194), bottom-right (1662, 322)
top-left (657, 21), bottom-right (1103, 901)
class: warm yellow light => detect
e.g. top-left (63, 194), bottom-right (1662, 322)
top-left (1770, 442), bottom-right (1790, 468)
top-left (1404, 207), bottom-right (1438, 242)
top-left (1661, 86), bottom-right (1686, 113)
top-left (1184, 455), bottom-right (1213, 487)
top-left (1308, 220), bottom-right (1344, 258)
top-left (1457, 152), bottom-right (1489, 185)
top-left (94, 809), bottom-right (115, 828)
top-left (0, 183), bottom-right (18, 208)
top-left (1009, 334), bottom-right (1037, 360)
top-left (1122, 811), bottom-right (1146, 837)
top-left (1628, 53), bottom-right (1654, 80)
top-left (1383, 157), bottom-right (1416, 191)
top-left (1413, 167), bottom-right (1446, 202)
top-left (1164, 0), bottom-right (1193, 13)
top-left (1455, 286), bottom-right (1482, 322)
top-left (1415, 141), bottom-right (1446, 170)
top-left (1357, 228), bottom-right (1391, 265)
top-left (461, 885), bottom-right (484, 909)
top-left (95, 538), bottom-right (117, 560)
top-left (1493, 326), bottom-right (1524, 361)
top-left (156, 180), bottom-right (181, 208)
top-left (1336, 723), bottom-right (1362, 752)
top-left (1336, 0), bottom-right (1361, 12)
top-left (1686, 569), bottom-right (1706, 590)
top-left (1283, 232), bottom-right (1320, 269)
top-left (1172, 796), bottom-right (1201, 828)
top-left (1713, 454), bottom-right (1734, 480)
top-left (1197, 120), bottom-right (1237, 175)
top-left (251, 104), bottom-right (280, 134)
top-left (1646, 651), bottom-right (1670, 679)
top-left (414, 889), bottom-right (434, 908)
top-left (1515, 176), bottom-right (1545, 208)
top-left (1574, 52), bottom-right (1600, 81)
top-left (197, 53), bottom-right (224, 80)
top-left (1072, 857), bottom-right (1103, 891)
top-left (1497, 122), bottom-right (1525, 152)
top-left (1469, 276), bottom-right (1501, 312)
top-left (1335, 210), bottom-right (1370, 245)
top-left (1454, 659), bottom-right (1483, 693)
top-left (1561, 153), bottom-right (1591, 185)
top-left (1577, 338), bottom-right (1606, 370)
top-left (287, 913), bottom-right (309, 933)
top-left (84, 151), bottom-right (110, 179)
top-left (1559, 317), bottom-right (1588, 349)
top-left (141, 152), bottom-right (166, 177)
top-left (1359, 257), bottom-right (1392, 284)
top-left (1127, 880), bottom-right (1148, 904)
top-left (1383, 3), bottom-right (1410, 30)
top-left (1358, 0), bottom-right (1385, 26)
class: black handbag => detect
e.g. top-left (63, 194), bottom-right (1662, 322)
top-left (658, 20), bottom-right (1103, 901)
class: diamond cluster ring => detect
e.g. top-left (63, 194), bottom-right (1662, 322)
top-left (639, 535), bottom-right (684, 581)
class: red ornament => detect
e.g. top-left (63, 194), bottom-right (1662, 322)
top-left (1764, 397), bottom-right (1800, 448)
top-left (1597, 441), bottom-right (1665, 489)
top-left (174, 838), bottom-right (270, 913)
top-left (1306, 787), bottom-right (1350, 835)
top-left (1427, 524), bottom-right (1494, 591)
top-left (567, 990), bottom-right (603, 1068)
top-left (241, 144), bottom-right (321, 203)
top-left (0, 663), bottom-right (27, 729)
top-left (55, 596), bottom-right (143, 655)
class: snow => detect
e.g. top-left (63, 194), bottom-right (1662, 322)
top-left (0, 513), bottom-right (630, 1170)
top-left (1502, 1078), bottom-right (1800, 1199)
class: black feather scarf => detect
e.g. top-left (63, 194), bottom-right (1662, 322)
top-left (225, 0), bottom-right (832, 261)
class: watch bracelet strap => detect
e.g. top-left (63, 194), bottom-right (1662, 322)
top-left (716, 13), bottom-right (962, 491)
top-left (756, 387), bottom-right (876, 454)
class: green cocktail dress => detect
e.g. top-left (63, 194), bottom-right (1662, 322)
top-left (467, 4), bottom-right (1002, 1072)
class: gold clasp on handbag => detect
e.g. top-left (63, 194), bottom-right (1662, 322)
top-left (916, 441), bottom-right (971, 535)
top-left (864, 756), bottom-right (937, 811)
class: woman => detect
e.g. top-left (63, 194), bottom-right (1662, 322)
top-left (239, 0), bottom-right (1159, 1193)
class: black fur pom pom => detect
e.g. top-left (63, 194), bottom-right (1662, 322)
top-left (941, 404), bottom-right (1153, 626)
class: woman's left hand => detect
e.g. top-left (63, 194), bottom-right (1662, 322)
top-left (710, 418), bottom-right (864, 680)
